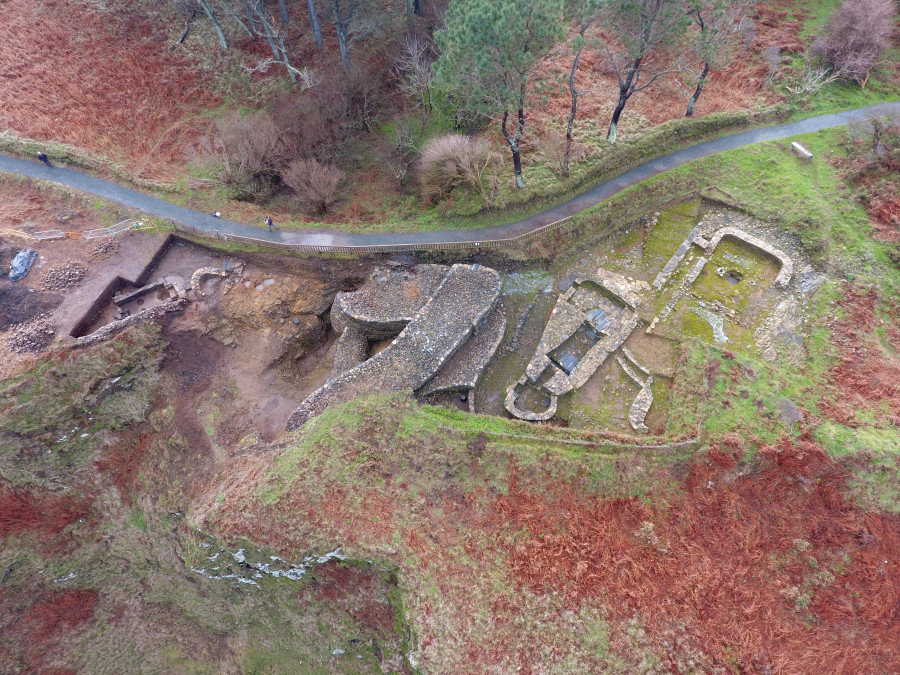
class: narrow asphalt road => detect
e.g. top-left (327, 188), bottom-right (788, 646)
top-left (2, 102), bottom-right (898, 249)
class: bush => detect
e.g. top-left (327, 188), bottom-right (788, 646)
top-left (212, 112), bottom-right (281, 200)
top-left (845, 113), bottom-right (900, 175)
top-left (812, 0), bottom-right (896, 87)
top-left (282, 158), bottom-right (345, 214)
top-left (539, 129), bottom-right (587, 178)
top-left (418, 134), bottom-right (495, 203)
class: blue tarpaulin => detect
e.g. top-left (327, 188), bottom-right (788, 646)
top-left (9, 249), bottom-right (38, 282)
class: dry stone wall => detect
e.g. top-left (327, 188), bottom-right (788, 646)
top-left (287, 264), bottom-right (501, 429)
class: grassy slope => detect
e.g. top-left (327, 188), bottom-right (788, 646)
top-left (4, 116), bottom-right (900, 673)
top-left (0, 326), bottom-right (411, 674)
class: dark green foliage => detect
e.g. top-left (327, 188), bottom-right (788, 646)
top-left (435, 0), bottom-right (566, 187)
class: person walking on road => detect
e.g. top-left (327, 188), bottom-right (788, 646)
top-left (265, 216), bottom-right (277, 232)
top-left (37, 152), bottom-right (52, 168)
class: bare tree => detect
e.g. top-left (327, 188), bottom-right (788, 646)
top-left (381, 116), bottom-right (425, 184)
top-left (784, 62), bottom-right (843, 101)
top-left (331, 0), bottom-right (380, 71)
top-left (561, 0), bottom-right (603, 173)
top-left (236, 0), bottom-right (299, 83)
top-left (762, 45), bottom-right (781, 88)
top-left (304, 0), bottom-right (324, 46)
top-left (677, 0), bottom-right (755, 116)
top-left (776, 398), bottom-right (803, 435)
top-left (283, 158), bottom-right (345, 213)
top-left (418, 134), bottom-right (496, 202)
top-left (211, 112), bottom-right (282, 199)
top-left (277, 0), bottom-right (289, 23)
top-left (393, 35), bottom-right (436, 112)
top-left (171, 0), bottom-right (199, 46)
top-left (812, 0), bottom-right (896, 88)
top-left (198, 0), bottom-right (230, 48)
top-left (600, 0), bottom-right (690, 144)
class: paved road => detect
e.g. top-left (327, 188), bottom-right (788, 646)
top-left (1, 102), bottom-right (898, 249)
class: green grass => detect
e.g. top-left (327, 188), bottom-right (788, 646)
top-left (696, 281), bottom-right (842, 444)
top-left (619, 128), bottom-right (900, 289)
top-left (0, 324), bottom-right (165, 486)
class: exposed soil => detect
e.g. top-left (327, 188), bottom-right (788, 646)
top-left (0, 285), bottom-right (62, 331)
top-left (164, 329), bottom-right (226, 463)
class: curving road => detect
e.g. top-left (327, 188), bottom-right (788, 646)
top-left (1, 102), bottom-right (898, 250)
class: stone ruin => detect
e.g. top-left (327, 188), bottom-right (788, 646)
top-left (286, 263), bottom-right (506, 430)
top-left (504, 270), bottom-right (654, 432)
top-left (506, 222), bottom-right (795, 433)
top-left (75, 262), bottom-right (242, 347)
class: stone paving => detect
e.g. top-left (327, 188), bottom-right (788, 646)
top-left (287, 264), bottom-right (502, 429)
top-left (332, 264), bottom-right (449, 339)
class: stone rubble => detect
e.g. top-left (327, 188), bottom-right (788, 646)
top-left (42, 261), bottom-right (87, 290)
top-left (89, 239), bottom-right (120, 259)
top-left (7, 317), bottom-right (56, 353)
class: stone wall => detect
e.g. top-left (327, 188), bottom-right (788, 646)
top-left (419, 309), bottom-right (506, 397)
top-left (702, 227), bottom-right (793, 288)
top-left (75, 298), bottom-right (187, 347)
top-left (287, 264), bottom-right (501, 429)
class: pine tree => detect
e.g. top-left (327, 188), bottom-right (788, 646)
top-left (435, 0), bottom-right (565, 189)
top-left (601, 0), bottom-right (690, 143)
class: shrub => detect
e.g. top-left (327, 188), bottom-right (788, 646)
top-left (539, 129), bottom-right (587, 178)
top-left (418, 134), bottom-right (495, 203)
top-left (282, 158), bottom-right (345, 214)
top-left (845, 113), bottom-right (900, 175)
top-left (812, 0), bottom-right (896, 87)
top-left (212, 112), bottom-right (281, 200)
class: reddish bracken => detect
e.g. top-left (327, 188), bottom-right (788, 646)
top-left (309, 562), bottom-right (398, 637)
top-left (819, 285), bottom-right (900, 425)
top-left (0, 0), bottom-right (220, 178)
top-left (94, 432), bottom-right (154, 505)
top-left (0, 485), bottom-right (92, 539)
top-left (15, 589), bottom-right (99, 670)
top-left (496, 437), bottom-right (900, 673)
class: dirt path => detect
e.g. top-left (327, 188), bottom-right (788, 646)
top-left (1, 103), bottom-right (898, 250)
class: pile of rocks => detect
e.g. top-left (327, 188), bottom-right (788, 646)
top-left (43, 261), bottom-right (88, 290)
top-left (8, 317), bottom-right (56, 353)
top-left (90, 240), bottom-right (119, 259)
